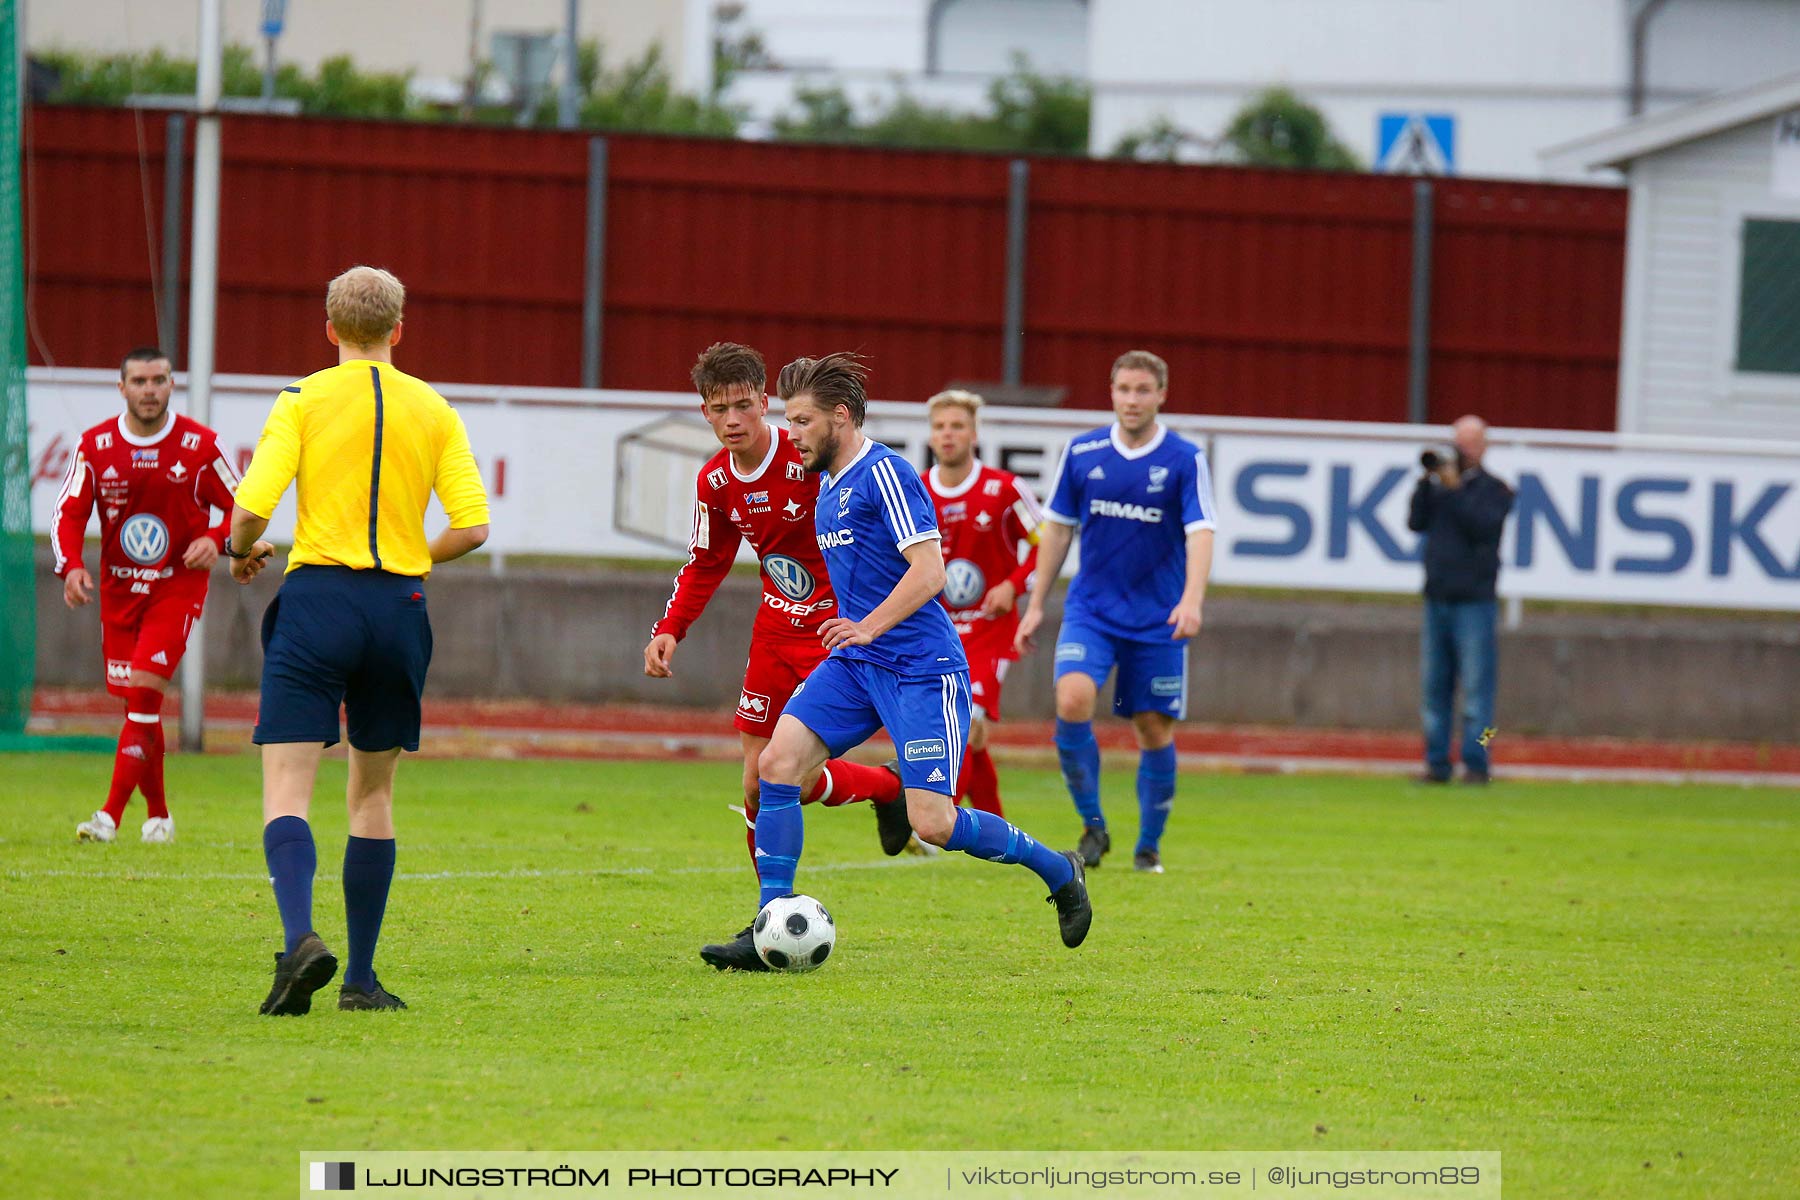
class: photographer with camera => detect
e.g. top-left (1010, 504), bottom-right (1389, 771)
top-left (1406, 415), bottom-right (1514, 784)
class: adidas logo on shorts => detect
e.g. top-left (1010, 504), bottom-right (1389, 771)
top-left (150, 651), bottom-right (168, 665)
top-left (926, 768), bottom-right (947, 783)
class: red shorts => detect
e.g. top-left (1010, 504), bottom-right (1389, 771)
top-left (101, 589), bottom-right (203, 697)
top-left (735, 635), bottom-right (829, 736)
top-left (961, 627), bottom-right (1016, 721)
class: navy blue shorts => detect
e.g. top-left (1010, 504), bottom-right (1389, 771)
top-left (783, 654), bottom-right (970, 795)
top-left (1053, 616), bottom-right (1188, 719)
top-left (255, 566), bottom-right (433, 752)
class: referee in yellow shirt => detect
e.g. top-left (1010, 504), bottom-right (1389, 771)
top-left (228, 266), bottom-right (490, 1016)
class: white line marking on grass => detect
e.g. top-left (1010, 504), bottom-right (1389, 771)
top-left (1, 858), bottom-right (938, 884)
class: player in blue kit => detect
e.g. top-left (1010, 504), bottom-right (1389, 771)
top-left (699, 353), bottom-right (1092, 970)
top-left (1015, 350), bottom-right (1216, 874)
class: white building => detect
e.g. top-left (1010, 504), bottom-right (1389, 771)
top-left (26, 1), bottom-right (1800, 182)
top-left (718, 0), bottom-right (1800, 179)
top-left (1087, 0), bottom-right (1800, 179)
top-left (712, 0), bottom-right (1089, 136)
top-left (25, 0), bottom-right (700, 105)
top-left (1545, 72), bottom-right (1800, 439)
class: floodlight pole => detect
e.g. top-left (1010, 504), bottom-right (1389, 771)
top-left (179, 0), bottom-right (224, 753)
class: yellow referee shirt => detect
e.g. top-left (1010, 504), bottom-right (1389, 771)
top-left (236, 360), bottom-right (490, 578)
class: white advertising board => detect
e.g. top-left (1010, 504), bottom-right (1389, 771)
top-left (25, 370), bottom-right (1800, 610)
top-left (1210, 437), bottom-right (1800, 609)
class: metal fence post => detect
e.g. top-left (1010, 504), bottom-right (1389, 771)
top-left (1003, 158), bottom-right (1029, 387)
top-left (160, 113), bottom-right (185, 364)
top-left (1408, 178), bottom-right (1434, 426)
top-left (581, 135), bottom-right (608, 389)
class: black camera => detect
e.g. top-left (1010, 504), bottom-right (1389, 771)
top-left (1420, 447), bottom-right (1452, 471)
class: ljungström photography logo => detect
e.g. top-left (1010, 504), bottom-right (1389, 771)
top-left (309, 1161), bottom-right (355, 1191)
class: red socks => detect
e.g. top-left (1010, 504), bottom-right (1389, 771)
top-left (960, 747), bottom-right (1003, 816)
top-left (741, 759), bottom-right (906, 865)
top-left (806, 760), bottom-right (902, 806)
top-left (104, 687), bottom-right (165, 823)
top-left (141, 716), bottom-right (169, 819)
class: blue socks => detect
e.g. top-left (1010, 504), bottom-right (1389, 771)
top-left (1055, 718), bottom-right (1105, 828)
top-left (264, 819), bottom-right (398, 982)
top-left (1136, 744), bottom-right (1178, 854)
top-left (944, 807), bottom-right (1075, 893)
top-left (262, 815), bottom-right (316, 954)
top-left (1054, 719), bottom-right (1181, 855)
top-left (341, 836), bottom-right (396, 990)
top-left (753, 780), bottom-right (804, 909)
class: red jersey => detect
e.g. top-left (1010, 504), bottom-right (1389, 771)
top-left (52, 412), bottom-right (239, 616)
top-left (654, 427), bottom-right (835, 644)
top-left (924, 460), bottom-right (1042, 652)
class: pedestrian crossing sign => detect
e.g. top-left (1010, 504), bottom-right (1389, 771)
top-left (1377, 112), bottom-right (1456, 174)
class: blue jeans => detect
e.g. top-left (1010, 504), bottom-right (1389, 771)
top-left (1420, 599), bottom-right (1497, 778)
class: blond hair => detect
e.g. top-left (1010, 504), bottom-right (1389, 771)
top-left (1110, 349), bottom-right (1168, 390)
top-left (926, 389), bottom-right (984, 421)
top-left (326, 266), bottom-right (405, 348)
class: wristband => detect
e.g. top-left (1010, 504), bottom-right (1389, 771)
top-left (222, 536), bottom-right (252, 560)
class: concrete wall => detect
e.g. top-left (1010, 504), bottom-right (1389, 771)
top-left (33, 551), bottom-right (1798, 742)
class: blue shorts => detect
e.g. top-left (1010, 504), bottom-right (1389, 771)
top-left (783, 654), bottom-right (970, 794)
top-left (1053, 617), bottom-right (1188, 719)
top-left (255, 566), bottom-right (434, 752)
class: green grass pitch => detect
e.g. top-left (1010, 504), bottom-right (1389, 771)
top-left (1, 753), bottom-right (1795, 1197)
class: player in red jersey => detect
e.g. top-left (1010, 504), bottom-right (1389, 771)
top-left (922, 390), bottom-right (1042, 818)
top-left (644, 343), bottom-right (910, 881)
top-left (51, 347), bottom-right (240, 844)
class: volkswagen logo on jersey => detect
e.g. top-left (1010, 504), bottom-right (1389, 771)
top-left (764, 554), bottom-right (816, 602)
top-left (943, 558), bottom-right (987, 609)
top-left (119, 513), bottom-right (171, 566)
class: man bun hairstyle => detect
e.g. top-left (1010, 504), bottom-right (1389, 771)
top-left (1110, 349), bottom-right (1168, 390)
top-left (777, 352), bottom-right (869, 427)
top-left (326, 265), bottom-right (405, 348)
top-left (691, 341), bottom-right (767, 400)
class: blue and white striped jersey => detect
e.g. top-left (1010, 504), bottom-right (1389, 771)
top-left (1044, 423), bottom-right (1217, 643)
top-left (814, 437), bottom-right (969, 677)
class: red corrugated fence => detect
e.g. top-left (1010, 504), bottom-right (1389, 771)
top-left (22, 106), bottom-right (1627, 428)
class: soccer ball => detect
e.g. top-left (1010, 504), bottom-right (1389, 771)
top-left (753, 894), bottom-right (836, 972)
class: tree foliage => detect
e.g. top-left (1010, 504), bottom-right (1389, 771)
top-left (1112, 88), bottom-right (1362, 170)
top-left (1220, 87), bottom-right (1361, 170)
top-left (35, 47), bottom-right (1356, 169)
top-left (34, 47), bottom-right (416, 118)
top-left (1109, 114), bottom-right (1211, 163)
top-left (536, 43), bottom-right (741, 136)
top-left (33, 43), bottom-right (741, 136)
top-left (772, 56), bottom-right (1089, 155)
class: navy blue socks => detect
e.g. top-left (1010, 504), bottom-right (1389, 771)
top-left (341, 836), bottom-right (396, 990)
top-left (1136, 744), bottom-right (1178, 854)
top-left (1055, 717), bottom-right (1105, 828)
top-left (753, 780), bottom-right (804, 909)
top-left (943, 806), bottom-right (1075, 893)
top-left (262, 815), bottom-right (316, 954)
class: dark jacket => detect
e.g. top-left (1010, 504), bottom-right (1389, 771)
top-left (1407, 464), bottom-right (1514, 603)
